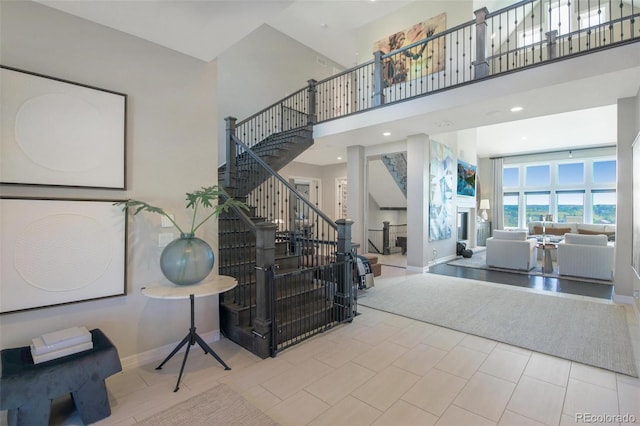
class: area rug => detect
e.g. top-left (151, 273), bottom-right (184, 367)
top-left (358, 273), bottom-right (637, 377)
top-left (447, 250), bottom-right (611, 285)
top-left (137, 383), bottom-right (279, 426)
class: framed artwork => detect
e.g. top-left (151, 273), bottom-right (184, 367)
top-left (373, 13), bottom-right (447, 87)
top-left (0, 66), bottom-right (126, 189)
top-left (457, 160), bottom-right (477, 197)
top-left (633, 133), bottom-right (640, 279)
top-left (429, 141), bottom-right (454, 241)
top-left (1, 197), bottom-right (127, 314)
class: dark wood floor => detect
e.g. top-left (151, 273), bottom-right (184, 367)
top-left (427, 262), bottom-right (614, 300)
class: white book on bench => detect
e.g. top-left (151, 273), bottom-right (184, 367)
top-left (31, 341), bottom-right (94, 364)
top-left (31, 326), bottom-right (92, 355)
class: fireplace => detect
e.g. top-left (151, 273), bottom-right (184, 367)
top-left (457, 211), bottom-right (469, 241)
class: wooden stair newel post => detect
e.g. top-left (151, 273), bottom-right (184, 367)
top-left (224, 116), bottom-right (237, 190)
top-left (253, 222), bottom-right (277, 358)
top-left (307, 79), bottom-right (317, 125)
top-left (474, 7), bottom-right (490, 79)
top-left (335, 219), bottom-right (354, 322)
top-left (383, 221), bottom-right (391, 255)
top-left (372, 51), bottom-right (385, 107)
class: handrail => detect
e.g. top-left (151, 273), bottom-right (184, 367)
top-left (236, 87), bottom-right (309, 128)
top-left (231, 134), bottom-right (338, 230)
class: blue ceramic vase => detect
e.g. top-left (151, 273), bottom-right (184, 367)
top-left (160, 233), bottom-right (214, 285)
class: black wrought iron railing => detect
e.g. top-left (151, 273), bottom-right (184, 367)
top-left (309, 0), bottom-right (638, 124)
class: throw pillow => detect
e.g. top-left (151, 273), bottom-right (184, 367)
top-left (532, 226), bottom-right (570, 236)
top-left (577, 229), bottom-right (616, 241)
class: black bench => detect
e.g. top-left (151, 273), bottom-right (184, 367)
top-left (0, 328), bottom-right (122, 426)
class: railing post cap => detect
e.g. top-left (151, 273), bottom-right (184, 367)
top-left (255, 222), bottom-right (278, 230)
top-left (474, 7), bottom-right (489, 17)
top-left (336, 219), bottom-right (354, 226)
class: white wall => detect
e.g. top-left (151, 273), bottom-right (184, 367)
top-left (216, 25), bottom-right (344, 163)
top-left (0, 1), bottom-right (219, 358)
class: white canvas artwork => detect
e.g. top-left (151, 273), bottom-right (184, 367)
top-left (0, 67), bottom-right (126, 188)
top-left (1, 198), bottom-right (127, 314)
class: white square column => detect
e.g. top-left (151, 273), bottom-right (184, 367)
top-left (406, 134), bottom-right (430, 272)
top-left (347, 145), bottom-right (366, 248)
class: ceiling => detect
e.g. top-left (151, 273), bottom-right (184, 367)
top-left (34, 0), bottom-right (639, 165)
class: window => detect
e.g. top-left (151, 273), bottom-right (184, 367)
top-left (525, 165), bottom-right (550, 187)
top-left (593, 160), bottom-right (616, 184)
top-left (592, 190), bottom-right (616, 224)
top-left (503, 167), bottom-right (519, 188)
top-left (548, 1), bottom-right (572, 36)
top-left (502, 153), bottom-right (615, 228)
top-left (558, 163), bottom-right (584, 185)
top-left (525, 192), bottom-right (550, 222)
top-left (557, 191), bottom-right (584, 223)
top-left (503, 193), bottom-right (519, 228)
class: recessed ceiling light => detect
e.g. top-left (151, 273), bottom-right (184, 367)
top-left (383, 132), bottom-right (391, 136)
top-left (521, 136), bottom-right (527, 140)
top-left (337, 156), bottom-right (342, 160)
top-left (510, 106), bottom-right (523, 112)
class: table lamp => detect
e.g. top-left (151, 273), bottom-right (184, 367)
top-left (479, 199), bottom-right (490, 221)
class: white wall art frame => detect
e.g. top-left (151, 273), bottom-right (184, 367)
top-left (633, 133), bottom-right (640, 280)
top-left (0, 66), bottom-right (126, 189)
top-left (1, 197), bottom-right (127, 314)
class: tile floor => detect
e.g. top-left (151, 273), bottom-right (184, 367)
top-left (32, 265), bottom-right (639, 426)
top-left (1, 265), bottom-right (635, 426)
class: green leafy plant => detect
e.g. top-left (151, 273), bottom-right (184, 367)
top-left (115, 185), bottom-right (249, 235)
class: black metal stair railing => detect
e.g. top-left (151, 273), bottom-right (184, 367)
top-left (312, 0), bottom-right (638, 124)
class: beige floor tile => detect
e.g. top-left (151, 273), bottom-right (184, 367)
top-left (498, 410), bottom-right (547, 426)
top-left (393, 343), bottom-right (448, 376)
top-left (352, 340), bottom-right (408, 372)
top-left (453, 372), bottom-right (516, 421)
top-left (495, 343), bottom-right (532, 357)
top-left (351, 365), bottom-right (420, 412)
top-left (308, 395), bottom-right (383, 426)
top-left (570, 363), bottom-right (618, 390)
top-left (506, 376), bottom-right (565, 426)
top-left (316, 338), bottom-right (373, 368)
top-left (104, 370), bottom-right (149, 399)
top-left (278, 334), bottom-right (338, 366)
top-left (402, 368), bottom-right (467, 416)
top-left (435, 405), bottom-right (497, 426)
top-left (523, 352), bottom-right (571, 387)
top-left (266, 390), bottom-right (330, 426)
top-left (352, 322), bottom-right (403, 346)
top-left (388, 322), bottom-right (439, 349)
top-left (217, 356), bottom-right (294, 392)
top-left (304, 361), bottom-right (376, 405)
top-left (423, 327), bottom-right (466, 351)
top-left (239, 384), bottom-right (283, 413)
top-left (435, 345), bottom-right (487, 379)
top-left (479, 347), bottom-right (530, 383)
top-left (373, 400), bottom-right (439, 426)
top-left (261, 357), bottom-right (333, 400)
top-left (459, 334), bottom-right (498, 354)
top-left (563, 378), bottom-right (619, 418)
top-left (616, 376), bottom-right (640, 422)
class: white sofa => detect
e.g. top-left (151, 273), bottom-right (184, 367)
top-left (485, 230), bottom-right (537, 271)
top-left (557, 233), bottom-right (614, 281)
top-left (527, 221), bottom-right (616, 261)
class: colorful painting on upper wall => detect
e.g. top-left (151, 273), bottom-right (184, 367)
top-left (429, 140), bottom-right (454, 241)
top-left (457, 160), bottom-right (477, 197)
top-left (373, 13), bottom-right (447, 87)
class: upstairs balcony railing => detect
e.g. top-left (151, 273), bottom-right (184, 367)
top-left (313, 0), bottom-right (638, 123)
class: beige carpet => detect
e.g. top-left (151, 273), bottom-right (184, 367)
top-left (358, 273), bottom-right (638, 377)
top-left (137, 383), bottom-right (279, 426)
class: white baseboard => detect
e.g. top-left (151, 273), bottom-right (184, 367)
top-left (612, 292), bottom-right (636, 305)
top-left (119, 330), bottom-right (220, 371)
top-left (407, 265), bottom-right (429, 273)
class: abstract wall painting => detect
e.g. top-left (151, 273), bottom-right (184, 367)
top-left (373, 13), bottom-right (447, 87)
top-left (0, 197), bottom-right (127, 314)
top-left (0, 66), bottom-right (126, 189)
top-left (457, 160), bottom-right (477, 197)
top-left (430, 141), bottom-right (454, 241)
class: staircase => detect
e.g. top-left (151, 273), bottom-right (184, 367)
top-left (218, 107), bottom-right (355, 358)
top-left (381, 153), bottom-right (407, 197)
